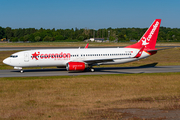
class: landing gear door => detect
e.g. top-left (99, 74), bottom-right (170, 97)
top-left (24, 52), bottom-right (29, 62)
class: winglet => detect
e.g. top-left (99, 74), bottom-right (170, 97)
top-left (85, 43), bottom-right (89, 49)
top-left (134, 46), bottom-right (145, 58)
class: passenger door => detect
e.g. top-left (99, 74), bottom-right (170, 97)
top-left (24, 52), bottom-right (29, 62)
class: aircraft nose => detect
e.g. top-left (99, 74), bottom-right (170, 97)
top-left (3, 58), bottom-right (10, 65)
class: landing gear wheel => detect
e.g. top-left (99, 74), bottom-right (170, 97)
top-left (90, 68), bottom-right (94, 72)
top-left (20, 69), bottom-right (24, 73)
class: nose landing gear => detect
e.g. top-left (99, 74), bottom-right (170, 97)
top-left (14, 67), bottom-right (24, 73)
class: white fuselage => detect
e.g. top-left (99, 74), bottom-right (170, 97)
top-left (3, 48), bottom-right (150, 69)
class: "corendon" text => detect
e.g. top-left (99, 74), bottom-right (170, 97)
top-left (147, 21), bottom-right (159, 41)
top-left (32, 52), bottom-right (71, 60)
top-left (40, 52), bottom-right (71, 59)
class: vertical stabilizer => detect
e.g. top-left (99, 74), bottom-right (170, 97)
top-left (125, 19), bottom-right (161, 50)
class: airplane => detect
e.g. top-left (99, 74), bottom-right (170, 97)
top-left (3, 19), bottom-right (161, 73)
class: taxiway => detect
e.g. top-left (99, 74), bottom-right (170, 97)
top-left (1, 65), bottom-right (180, 78)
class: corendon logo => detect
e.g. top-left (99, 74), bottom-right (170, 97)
top-left (31, 52), bottom-right (71, 60)
top-left (32, 52), bottom-right (40, 60)
top-left (141, 37), bottom-right (149, 46)
top-left (142, 21), bottom-right (159, 46)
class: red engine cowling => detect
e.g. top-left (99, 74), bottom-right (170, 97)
top-left (66, 62), bottom-right (88, 71)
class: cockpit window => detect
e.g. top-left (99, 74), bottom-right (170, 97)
top-left (10, 55), bottom-right (18, 58)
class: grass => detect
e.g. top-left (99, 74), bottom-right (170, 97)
top-left (1, 42), bottom-right (180, 119)
top-left (1, 73), bottom-right (180, 119)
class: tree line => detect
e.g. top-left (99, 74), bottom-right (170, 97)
top-left (0, 26), bottom-right (180, 42)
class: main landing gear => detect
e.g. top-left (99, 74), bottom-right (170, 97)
top-left (90, 68), bottom-right (94, 72)
top-left (87, 67), bottom-right (94, 72)
top-left (20, 69), bottom-right (24, 73)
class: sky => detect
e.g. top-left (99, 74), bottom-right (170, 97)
top-left (0, 0), bottom-right (180, 29)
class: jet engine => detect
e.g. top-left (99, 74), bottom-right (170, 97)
top-left (66, 62), bottom-right (88, 71)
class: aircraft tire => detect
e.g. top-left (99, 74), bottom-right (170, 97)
top-left (20, 70), bottom-right (24, 73)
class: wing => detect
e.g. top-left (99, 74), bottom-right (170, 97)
top-left (83, 58), bottom-right (123, 64)
top-left (147, 47), bottom-right (173, 55)
top-left (82, 46), bottom-right (145, 64)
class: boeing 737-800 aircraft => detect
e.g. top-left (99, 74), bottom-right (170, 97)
top-left (3, 19), bottom-right (161, 73)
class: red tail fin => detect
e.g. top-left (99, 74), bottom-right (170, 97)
top-left (125, 19), bottom-right (161, 50)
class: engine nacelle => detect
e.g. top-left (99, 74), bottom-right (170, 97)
top-left (66, 62), bottom-right (88, 71)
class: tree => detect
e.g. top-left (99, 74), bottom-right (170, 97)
top-left (5, 27), bottom-right (12, 39)
top-left (29, 34), bottom-right (35, 42)
top-left (43, 36), bottom-right (50, 41)
top-left (78, 36), bottom-right (84, 41)
top-left (109, 36), bottom-right (115, 41)
top-left (1, 25), bottom-right (180, 42)
top-left (11, 37), bottom-right (18, 42)
top-left (118, 33), bottom-right (125, 41)
top-left (55, 35), bottom-right (64, 40)
top-left (24, 34), bottom-right (30, 41)
top-left (14, 29), bottom-right (20, 38)
top-left (35, 36), bottom-right (41, 42)
top-left (19, 37), bottom-right (25, 42)
top-left (0, 27), bottom-right (5, 38)
top-left (43, 36), bottom-right (54, 42)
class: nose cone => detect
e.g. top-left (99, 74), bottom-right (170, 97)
top-left (3, 58), bottom-right (10, 65)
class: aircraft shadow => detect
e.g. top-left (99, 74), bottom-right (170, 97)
top-left (12, 68), bottom-right (66, 73)
top-left (93, 62), bottom-right (159, 74)
top-left (96, 62), bottom-right (159, 71)
top-left (11, 62), bottom-right (159, 73)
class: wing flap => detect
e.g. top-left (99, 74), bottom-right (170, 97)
top-left (83, 56), bottom-right (133, 64)
top-left (82, 46), bottom-right (145, 64)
